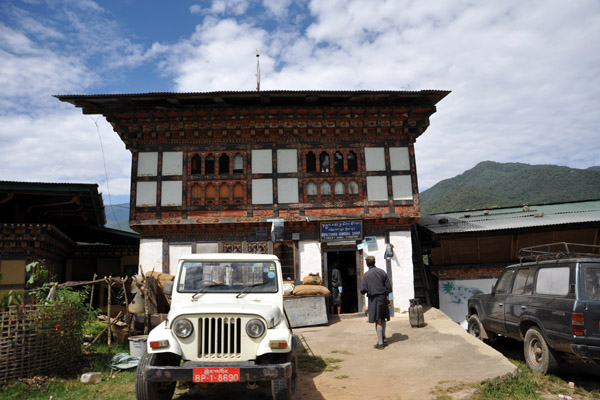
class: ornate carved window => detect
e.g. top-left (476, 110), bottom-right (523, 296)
top-left (247, 242), bottom-right (270, 254)
top-left (219, 183), bottom-right (230, 204)
top-left (334, 181), bottom-right (345, 195)
top-left (347, 151), bottom-right (358, 171)
top-left (233, 154), bottom-right (244, 173)
top-left (307, 181), bottom-right (317, 196)
top-left (321, 181), bottom-right (331, 196)
top-left (191, 183), bottom-right (201, 198)
top-left (306, 152), bottom-right (316, 172)
top-left (205, 155), bottom-right (215, 174)
top-left (206, 183), bottom-right (216, 204)
top-left (191, 154), bottom-right (202, 174)
top-left (319, 152), bottom-right (330, 173)
top-left (334, 151), bottom-right (344, 172)
top-left (222, 242), bottom-right (243, 253)
top-left (348, 180), bottom-right (359, 195)
top-left (219, 153), bottom-right (230, 174)
top-left (233, 182), bottom-right (244, 203)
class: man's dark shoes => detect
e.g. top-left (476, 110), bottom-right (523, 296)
top-left (374, 343), bottom-right (386, 350)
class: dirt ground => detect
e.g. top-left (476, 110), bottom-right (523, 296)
top-left (173, 308), bottom-right (517, 400)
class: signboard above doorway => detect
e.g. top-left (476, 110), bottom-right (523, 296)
top-left (319, 220), bottom-right (362, 242)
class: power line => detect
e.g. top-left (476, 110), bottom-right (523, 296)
top-left (90, 115), bottom-right (123, 230)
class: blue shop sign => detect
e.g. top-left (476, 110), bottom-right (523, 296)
top-left (320, 220), bottom-right (363, 241)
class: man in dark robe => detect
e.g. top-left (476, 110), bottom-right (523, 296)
top-left (330, 265), bottom-right (342, 315)
top-left (360, 255), bottom-right (392, 349)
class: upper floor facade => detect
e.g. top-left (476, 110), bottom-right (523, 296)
top-left (58, 90), bottom-right (450, 233)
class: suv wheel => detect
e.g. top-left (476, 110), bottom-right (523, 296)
top-left (467, 315), bottom-right (485, 340)
top-left (136, 351), bottom-right (181, 400)
top-left (524, 327), bottom-right (559, 374)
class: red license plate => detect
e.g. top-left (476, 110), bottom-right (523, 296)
top-left (193, 367), bottom-right (240, 383)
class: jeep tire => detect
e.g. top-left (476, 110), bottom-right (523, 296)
top-left (136, 351), bottom-right (180, 400)
top-left (524, 326), bottom-right (559, 374)
top-left (271, 350), bottom-right (298, 400)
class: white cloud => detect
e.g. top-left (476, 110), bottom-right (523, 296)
top-left (162, 17), bottom-right (268, 91)
top-left (0, 112), bottom-right (131, 198)
top-left (1, 0), bottom-right (599, 208)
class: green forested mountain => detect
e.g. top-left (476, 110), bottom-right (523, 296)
top-left (419, 161), bottom-right (600, 214)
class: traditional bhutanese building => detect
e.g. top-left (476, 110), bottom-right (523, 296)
top-left (57, 90), bottom-right (449, 314)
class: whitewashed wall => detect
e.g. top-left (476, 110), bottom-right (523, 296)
top-left (389, 231), bottom-right (414, 313)
top-left (168, 244), bottom-right (193, 275)
top-left (139, 238), bottom-right (163, 274)
top-left (299, 240), bottom-right (322, 280)
top-left (362, 232), bottom-right (414, 313)
top-left (439, 278), bottom-right (497, 328)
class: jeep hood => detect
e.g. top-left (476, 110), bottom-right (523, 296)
top-left (168, 299), bottom-right (283, 327)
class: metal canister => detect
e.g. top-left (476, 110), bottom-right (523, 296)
top-left (409, 298), bottom-right (425, 328)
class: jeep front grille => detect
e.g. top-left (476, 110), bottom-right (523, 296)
top-left (198, 317), bottom-right (242, 359)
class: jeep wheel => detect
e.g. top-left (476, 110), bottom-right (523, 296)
top-left (524, 327), bottom-right (559, 374)
top-left (271, 351), bottom-right (298, 400)
top-left (136, 351), bottom-right (181, 400)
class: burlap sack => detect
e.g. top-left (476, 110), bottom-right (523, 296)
top-left (301, 273), bottom-right (322, 286)
top-left (292, 284), bottom-right (330, 297)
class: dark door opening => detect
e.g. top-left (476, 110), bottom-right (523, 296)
top-left (325, 250), bottom-right (359, 314)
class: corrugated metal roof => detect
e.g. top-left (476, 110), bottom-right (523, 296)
top-left (419, 200), bottom-right (600, 235)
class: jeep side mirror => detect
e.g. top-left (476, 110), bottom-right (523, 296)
top-left (164, 280), bottom-right (173, 296)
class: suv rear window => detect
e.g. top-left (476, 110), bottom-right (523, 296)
top-left (584, 266), bottom-right (600, 300)
top-left (536, 267), bottom-right (569, 295)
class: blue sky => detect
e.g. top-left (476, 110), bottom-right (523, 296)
top-left (1, 0), bottom-right (599, 206)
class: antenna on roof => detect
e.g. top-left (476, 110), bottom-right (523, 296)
top-left (256, 49), bottom-right (260, 91)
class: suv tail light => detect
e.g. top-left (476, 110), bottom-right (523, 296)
top-left (572, 313), bottom-right (585, 336)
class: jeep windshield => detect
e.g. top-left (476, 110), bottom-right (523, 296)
top-left (177, 261), bottom-right (278, 294)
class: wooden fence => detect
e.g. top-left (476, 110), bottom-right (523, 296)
top-left (0, 303), bottom-right (79, 383)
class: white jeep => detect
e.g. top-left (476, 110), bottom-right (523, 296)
top-left (135, 253), bottom-right (298, 400)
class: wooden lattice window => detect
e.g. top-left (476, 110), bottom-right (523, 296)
top-left (247, 242), bottom-right (270, 254)
top-left (222, 242), bottom-right (243, 253)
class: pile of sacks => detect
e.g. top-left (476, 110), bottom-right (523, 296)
top-left (291, 273), bottom-right (331, 297)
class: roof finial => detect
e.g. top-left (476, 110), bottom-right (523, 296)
top-left (256, 49), bottom-right (260, 91)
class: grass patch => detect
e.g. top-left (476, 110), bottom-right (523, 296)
top-left (0, 342), bottom-right (136, 400)
top-left (323, 357), bottom-right (343, 372)
top-left (297, 351), bottom-right (344, 374)
top-left (433, 360), bottom-right (600, 400)
top-left (335, 375), bottom-right (349, 380)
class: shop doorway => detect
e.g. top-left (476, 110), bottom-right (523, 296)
top-left (324, 249), bottom-right (359, 314)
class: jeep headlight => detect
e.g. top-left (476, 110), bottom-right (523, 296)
top-left (246, 318), bottom-right (266, 338)
top-left (174, 318), bottom-right (193, 338)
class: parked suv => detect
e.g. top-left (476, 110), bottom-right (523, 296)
top-left (467, 243), bottom-right (600, 374)
top-left (135, 253), bottom-right (297, 400)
